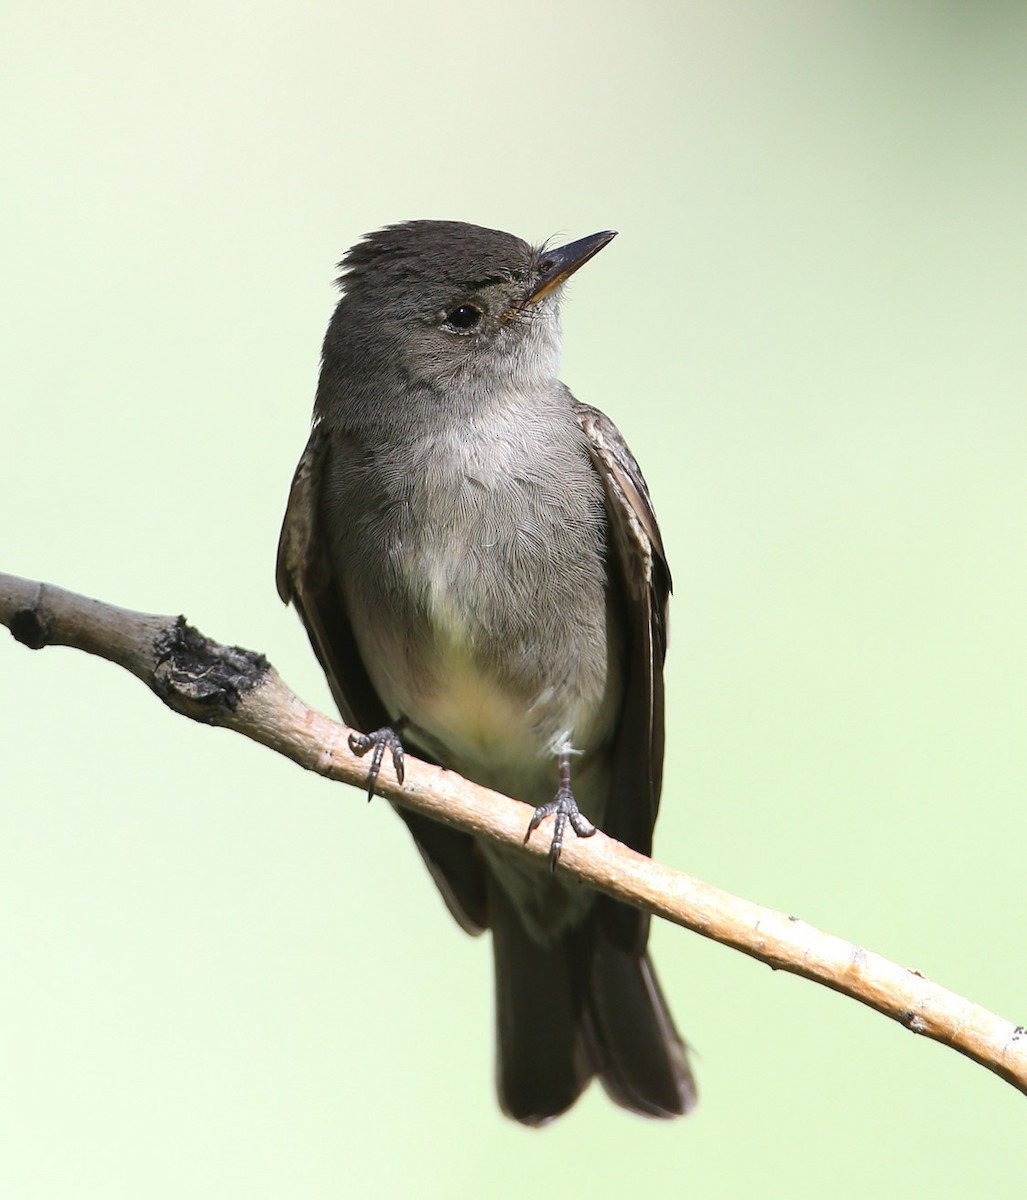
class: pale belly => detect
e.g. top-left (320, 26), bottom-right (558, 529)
top-left (388, 608), bottom-right (620, 943)
top-left (367, 601), bottom-right (620, 812)
top-left (336, 437), bottom-right (623, 940)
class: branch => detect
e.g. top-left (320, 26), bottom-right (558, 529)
top-left (2, 570), bottom-right (1024, 1097)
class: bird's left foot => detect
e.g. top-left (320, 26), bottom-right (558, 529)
top-left (524, 784), bottom-right (596, 872)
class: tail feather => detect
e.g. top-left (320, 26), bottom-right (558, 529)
top-left (489, 881), bottom-right (695, 1124)
top-left (490, 883), bottom-right (591, 1125)
top-left (587, 934), bottom-right (696, 1117)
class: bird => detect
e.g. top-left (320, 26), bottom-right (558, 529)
top-left (276, 219), bottom-right (695, 1124)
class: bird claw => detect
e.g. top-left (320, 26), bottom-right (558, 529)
top-left (348, 725), bottom-right (405, 800)
top-left (524, 786), bottom-right (597, 871)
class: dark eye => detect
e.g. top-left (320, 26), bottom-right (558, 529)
top-left (444, 304), bottom-right (482, 331)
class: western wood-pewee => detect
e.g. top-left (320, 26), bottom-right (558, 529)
top-left (277, 220), bottom-right (695, 1124)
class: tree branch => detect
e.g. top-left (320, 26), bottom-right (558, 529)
top-left (2, 570), bottom-right (1024, 1097)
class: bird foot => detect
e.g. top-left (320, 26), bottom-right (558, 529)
top-left (348, 725), bottom-right (405, 800)
top-left (524, 786), bottom-right (597, 872)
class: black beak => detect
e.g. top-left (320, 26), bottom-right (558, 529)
top-left (522, 230), bottom-right (617, 305)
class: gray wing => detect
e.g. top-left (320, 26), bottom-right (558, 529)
top-left (576, 402), bottom-right (672, 944)
top-left (276, 422), bottom-right (386, 732)
top-left (276, 422), bottom-right (488, 933)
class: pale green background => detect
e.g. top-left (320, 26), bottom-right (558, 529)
top-left (2, 3), bottom-right (1024, 1197)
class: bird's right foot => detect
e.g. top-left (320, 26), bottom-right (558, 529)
top-left (348, 725), bottom-right (405, 800)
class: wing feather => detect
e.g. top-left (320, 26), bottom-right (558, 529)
top-left (575, 401), bottom-right (672, 950)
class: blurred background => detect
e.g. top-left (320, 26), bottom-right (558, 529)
top-left (2, 3), bottom-right (1025, 1196)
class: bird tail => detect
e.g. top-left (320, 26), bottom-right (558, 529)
top-left (488, 882), bottom-right (696, 1126)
